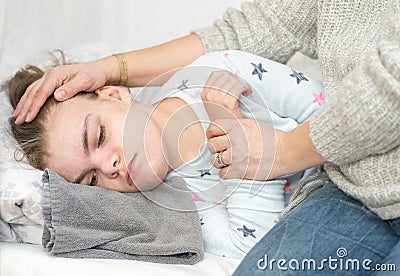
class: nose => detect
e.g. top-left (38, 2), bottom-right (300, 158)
top-left (101, 152), bottom-right (123, 178)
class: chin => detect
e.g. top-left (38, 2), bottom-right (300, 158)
top-left (135, 163), bottom-right (168, 191)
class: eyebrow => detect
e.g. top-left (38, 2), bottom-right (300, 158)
top-left (82, 114), bottom-right (92, 155)
top-left (73, 113), bottom-right (92, 183)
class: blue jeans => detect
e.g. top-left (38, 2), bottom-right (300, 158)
top-left (233, 182), bottom-right (400, 275)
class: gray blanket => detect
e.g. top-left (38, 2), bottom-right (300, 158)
top-left (42, 169), bottom-right (203, 265)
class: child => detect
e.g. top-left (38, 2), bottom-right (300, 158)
top-left (8, 50), bottom-right (323, 258)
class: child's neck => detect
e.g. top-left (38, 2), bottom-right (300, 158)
top-left (151, 97), bottom-right (205, 170)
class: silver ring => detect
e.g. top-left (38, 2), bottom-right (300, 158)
top-left (216, 151), bottom-right (228, 168)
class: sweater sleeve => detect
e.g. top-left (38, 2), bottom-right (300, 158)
top-left (194, 0), bottom-right (318, 64)
top-left (309, 6), bottom-right (400, 165)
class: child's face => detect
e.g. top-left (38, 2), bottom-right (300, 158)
top-left (45, 86), bottom-right (170, 192)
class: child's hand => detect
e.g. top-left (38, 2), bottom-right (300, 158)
top-left (200, 70), bottom-right (252, 121)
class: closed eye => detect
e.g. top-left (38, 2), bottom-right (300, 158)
top-left (87, 124), bottom-right (106, 186)
top-left (98, 125), bottom-right (106, 147)
top-left (89, 170), bottom-right (98, 186)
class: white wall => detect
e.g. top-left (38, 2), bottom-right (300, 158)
top-left (0, 0), bottom-right (321, 83)
top-left (0, 0), bottom-right (242, 81)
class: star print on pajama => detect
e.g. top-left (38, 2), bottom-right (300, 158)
top-left (177, 79), bottom-right (189, 90)
top-left (192, 193), bottom-right (202, 202)
top-left (313, 92), bottom-right (324, 106)
top-left (251, 62), bottom-right (268, 80)
top-left (237, 225), bottom-right (256, 239)
top-left (198, 169), bottom-right (211, 177)
top-left (290, 69), bottom-right (309, 84)
top-left (284, 181), bottom-right (293, 194)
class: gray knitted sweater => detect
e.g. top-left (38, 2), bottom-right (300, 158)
top-left (195, 0), bottom-right (400, 220)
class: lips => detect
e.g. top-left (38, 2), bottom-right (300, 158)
top-left (126, 154), bottom-right (137, 186)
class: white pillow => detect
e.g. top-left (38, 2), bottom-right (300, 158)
top-left (0, 85), bottom-right (44, 244)
top-left (0, 43), bottom-right (122, 244)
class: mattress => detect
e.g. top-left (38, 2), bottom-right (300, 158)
top-left (0, 242), bottom-right (240, 276)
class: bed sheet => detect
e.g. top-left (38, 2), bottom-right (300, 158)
top-left (0, 242), bottom-right (240, 276)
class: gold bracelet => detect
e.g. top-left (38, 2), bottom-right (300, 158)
top-left (112, 53), bottom-right (128, 86)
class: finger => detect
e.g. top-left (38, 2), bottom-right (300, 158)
top-left (15, 81), bottom-right (49, 124)
top-left (218, 163), bottom-right (238, 179)
top-left (211, 153), bottom-right (221, 168)
top-left (208, 135), bottom-right (230, 154)
top-left (210, 75), bottom-right (236, 95)
top-left (219, 85), bottom-right (245, 119)
top-left (201, 72), bottom-right (225, 102)
top-left (217, 95), bottom-right (240, 117)
top-left (15, 66), bottom-right (66, 123)
top-left (53, 80), bottom-right (84, 101)
top-left (45, 70), bottom-right (85, 101)
top-left (230, 81), bottom-right (250, 98)
top-left (205, 81), bottom-right (247, 117)
top-left (201, 71), bottom-right (221, 96)
top-left (203, 71), bottom-right (225, 90)
top-left (22, 74), bottom-right (85, 123)
top-left (242, 83), bottom-right (253, 96)
top-left (232, 104), bottom-right (244, 119)
top-left (218, 162), bottom-right (246, 179)
top-left (204, 99), bottom-right (239, 121)
top-left (211, 148), bottom-right (232, 168)
top-left (17, 88), bottom-right (57, 123)
top-left (13, 77), bottom-right (41, 118)
top-left (206, 119), bottom-right (237, 139)
top-left (204, 71), bottom-right (232, 92)
top-left (204, 78), bottom-right (233, 105)
top-left (218, 166), bottom-right (230, 178)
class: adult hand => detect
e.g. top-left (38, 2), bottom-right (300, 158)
top-left (13, 59), bottom-right (110, 124)
top-left (207, 118), bottom-right (285, 180)
top-left (200, 70), bottom-right (252, 121)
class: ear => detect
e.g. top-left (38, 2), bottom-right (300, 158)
top-left (95, 86), bottom-right (132, 104)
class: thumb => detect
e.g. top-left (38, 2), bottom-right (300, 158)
top-left (206, 118), bottom-right (238, 139)
top-left (233, 105), bottom-right (244, 119)
top-left (54, 84), bottom-right (80, 101)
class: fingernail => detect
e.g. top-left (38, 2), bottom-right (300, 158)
top-left (55, 90), bottom-right (66, 100)
top-left (25, 112), bottom-right (31, 122)
top-left (13, 107), bottom-right (20, 117)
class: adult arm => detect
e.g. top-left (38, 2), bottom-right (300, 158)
top-left (308, 7), bottom-right (400, 165)
top-left (14, 34), bottom-right (204, 123)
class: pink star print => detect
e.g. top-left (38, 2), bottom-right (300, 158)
top-left (193, 193), bottom-right (202, 201)
top-left (284, 182), bottom-right (292, 194)
top-left (313, 92), bottom-right (324, 106)
top-left (223, 52), bottom-right (230, 58)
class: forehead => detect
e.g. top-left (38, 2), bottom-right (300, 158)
top-left (49, 96), bottom-right (90, 141)
top-left (45, 97), bottom-right (91, 181)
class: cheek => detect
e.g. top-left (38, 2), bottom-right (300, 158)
top-left (135, 160), bottom-right (168, 191)
top-left (45, 153), bottom-right (81, 183)
top-left (143, 121), bottom-right (163, 152)
top-left (143, 123), bottom-right (167, 168)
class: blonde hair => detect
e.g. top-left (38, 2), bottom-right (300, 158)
top-left (8, 52), bottom-right (97, 170)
